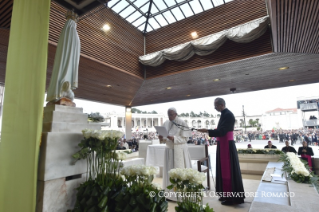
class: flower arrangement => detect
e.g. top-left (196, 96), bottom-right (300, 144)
top-left (237, 148), bottom-right (282, 155)
top-left (279, 152), bottom-right (319, 191)
top-left (69, 129), bottom-right (126, 212)
top-left (114, 165), bottom-right (168, 212)
top-left (168, 168), bottom-right (214, 212)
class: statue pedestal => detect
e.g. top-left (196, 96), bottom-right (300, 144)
top-left (36, 105), bottom-right (100, 212)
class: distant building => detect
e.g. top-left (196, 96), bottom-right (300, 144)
top-left (261, 108), bottom-right (301, 130)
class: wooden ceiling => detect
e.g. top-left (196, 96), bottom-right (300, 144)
top-left (131, 52), bottom-right (319, 106)
top-left (0, 0), bottom-right (318, 107)
top-left (267, 0), bottom-right (319, 54)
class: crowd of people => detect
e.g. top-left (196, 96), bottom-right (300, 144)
top-left (116, 128), bottom-right (319, 151)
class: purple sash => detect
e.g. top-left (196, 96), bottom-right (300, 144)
top-left (301, 154), bottom-right (313, 171)
top-left (217, 131), bottom-right (233, 194)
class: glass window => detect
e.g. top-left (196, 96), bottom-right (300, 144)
top-left (189, 0), bottom-right (204, 14)
top-left (171, 7), bottom-right (184, 21)
top-left (112, 1), bottom-right (129, 13)
top-left (163, 11), bottom-right (176, 24)
top-left (153, 15), bottom-right (168, 27)
top-left (134, 0), bottom-right (149, 8)
top-left (148, 18), bottom-right (161, 29)
top-left (180, 4), bottom-right (194, 17)
top-left (126, 11), bottom-right (141, 22)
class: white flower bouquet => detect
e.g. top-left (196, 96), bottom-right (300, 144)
top-left (280, 152), bottom-right (319, 187)
top-left (168, 168), bottom-right (214, 212)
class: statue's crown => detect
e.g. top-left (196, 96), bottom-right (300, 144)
top-left (66, 10), bottom-right (79, 22)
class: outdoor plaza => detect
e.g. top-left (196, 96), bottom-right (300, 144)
top-left (0, 0), bottom-right (319, 212)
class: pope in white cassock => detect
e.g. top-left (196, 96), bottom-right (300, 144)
top-left (159, 107), bottom-right (192, 192)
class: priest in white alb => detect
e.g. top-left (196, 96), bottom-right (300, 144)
top-left (159, 107), bottom-right (192, 192)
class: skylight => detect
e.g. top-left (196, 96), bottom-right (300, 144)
top-left (108, 0), bottom-right (233, 34)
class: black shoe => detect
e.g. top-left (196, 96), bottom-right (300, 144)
top-left (221, 200), bottom-right (234, 205)
top-left (218, 197), bottom-right (225, 201)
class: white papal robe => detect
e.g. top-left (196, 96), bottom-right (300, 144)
top-left (162, 117), bottom-right (192, 191)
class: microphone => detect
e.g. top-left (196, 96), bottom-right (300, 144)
top-left (172, 120), bottom-right (197, 131)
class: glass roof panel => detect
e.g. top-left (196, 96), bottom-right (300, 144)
top-left (126, 10), bottom-right (142, 22)
top-left (140, 3), bottom-right (150, 13)
top-left (212, 0), bottom-right (225, 7)
top-left (154, 1), bottom-right (167, 11)
top-left (119, 5), bottom-right (135, 15)
top-left (109, 0), bottom-right (234, 33)
top-left (132, 16), bottom-right (146, 27)
top-left (163, 11), bottom-right (177, 24)
top-left (112, 1), bottom-right (129, 13)
top-left (108, 0), bottom-right (122, 8)
top-left (134, 0), bottom-right (149, 8)
top-left (150, 4), bottom-right (159, 14)
top-left (189, 0), bottom-right (204, 14)
top-left (163, 0), bottom-right (175, 7)
top-left (179, 3), bottom-right (194, 17)
top-left (138, 25), bottom-right (145, 31)
top-left (153, 15), bottom-right (168, 27)
top-left (148, 17), bottom-right (161, 29)
top-left (171, 7), bottom-right (185, 21)
top-left (200, 0), bottom-right (214, 10)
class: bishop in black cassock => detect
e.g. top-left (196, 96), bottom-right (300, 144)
top-left (198, 98), bottom-right (245, 205)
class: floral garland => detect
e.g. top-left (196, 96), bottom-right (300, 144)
top-left (168, 168), bottom-right (214, 212)
top-left (279, 153), bottom-right (319, 192)
top-left (237, 148), bottom-right (282, 155)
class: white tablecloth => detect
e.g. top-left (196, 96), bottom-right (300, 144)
top-left (145, 144), bottom-right (206, 167)
top-left (145, 144), bottom-right (167, 167)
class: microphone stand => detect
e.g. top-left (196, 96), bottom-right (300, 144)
top-left (172, 121), bottom-right (197, 131)
top-left (172, 121), bottom-right (216, 189)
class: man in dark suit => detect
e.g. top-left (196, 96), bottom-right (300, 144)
top-left (281, 140), bottom-right (297, 154)
top-left (264, 141), bottom-right (277, 149)
top-left (298, 141), bottom-right (314, 170)
top-left (312, 133), bottom-right (317, 146)
top-left (298, 141), bottom-right (314, 156)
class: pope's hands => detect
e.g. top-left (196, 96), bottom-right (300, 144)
top-left (167, 136), bottom-right (174, 142)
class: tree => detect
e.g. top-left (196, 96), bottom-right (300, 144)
top-left (88, 112), bottom-right (104, 122)
top-left (203, 111), bottom-right (210, 117)
top-left (190, 111), bottom-right (196, 117)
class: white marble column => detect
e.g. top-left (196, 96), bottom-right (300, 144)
top-left (125, 107), bottom-right (132, 139)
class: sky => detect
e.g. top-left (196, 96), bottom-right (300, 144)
top-left (74, 82), bottom-right (319, 117)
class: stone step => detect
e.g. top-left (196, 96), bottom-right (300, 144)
top-left (43, 111), bottom-right (88, 123)
top-left (44, 104), bottom-right (83, 114)
top-left (38, 132), bottom-right (87, 181)
top-left (42, 122), bottom-right (100, 133)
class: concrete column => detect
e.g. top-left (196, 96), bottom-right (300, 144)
top-left (125, 107), bottom-right (132, 139)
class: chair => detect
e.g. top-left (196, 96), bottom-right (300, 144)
top-left (188, 145), bottom-right (211, 190)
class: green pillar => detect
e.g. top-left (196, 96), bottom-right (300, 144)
top-left (0, 0), bottom-right (51, 211)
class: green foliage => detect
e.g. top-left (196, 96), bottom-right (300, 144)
top-left (237, 149), bottom-right (282, 155)
top-left (131, 108), bottom-right (158, 114)
top-left (88, 112), bottom-right (105, 122)
top-left (113, 182), bottom-right (167, 212)
top-left (168, 177), bottom-right (214, 212)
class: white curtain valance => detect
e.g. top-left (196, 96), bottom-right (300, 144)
top-left (139, 16), bottom-right (269, 67)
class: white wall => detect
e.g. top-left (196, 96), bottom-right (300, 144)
top-left (261, 113), bottom-right (302, 130)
